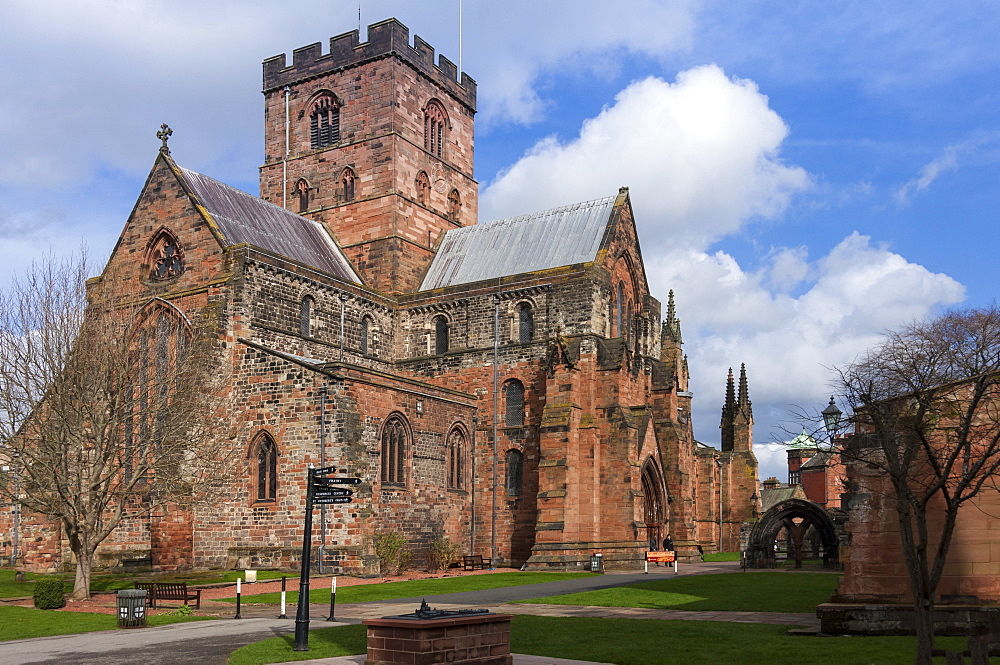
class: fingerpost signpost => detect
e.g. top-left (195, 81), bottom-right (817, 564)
top-left (293, 466), bottom-right (362, 651)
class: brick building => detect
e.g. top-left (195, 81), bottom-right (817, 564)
top-left (786, 430), bottom-right (846, 509)
top-left (1, 19), bottom-right (757, 573)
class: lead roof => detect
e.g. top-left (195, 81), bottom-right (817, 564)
top-left (178, 166), bottom-right (361, 284)
top-left (419, 194), bottom-right (618, 291)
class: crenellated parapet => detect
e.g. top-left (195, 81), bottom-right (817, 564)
top-left (262, 18), bottom-right (477, 110)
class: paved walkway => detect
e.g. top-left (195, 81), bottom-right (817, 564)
top-left (3, 561), bottom-right (819, 664)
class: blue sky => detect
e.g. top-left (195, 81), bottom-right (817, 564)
top-left (2, 1), bottom-right (998, 482)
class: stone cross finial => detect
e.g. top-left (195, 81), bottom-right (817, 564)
top-left (156, 124), bottom-right (173, 154)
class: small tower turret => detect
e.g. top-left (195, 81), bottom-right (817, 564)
top-left (720, 363), bottom-right (753, 452)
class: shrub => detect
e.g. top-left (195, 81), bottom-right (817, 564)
top-left (32, 577), bottom-right (66, 610)
top-left (371, 530), bottom-right (408, 576)
top-left (428, 536), bottom-right (459, 572)
top-left (396, 549), bottom-right (412, 574)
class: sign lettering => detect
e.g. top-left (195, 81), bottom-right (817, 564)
top-left (312, 489), bottom-right (353, 497)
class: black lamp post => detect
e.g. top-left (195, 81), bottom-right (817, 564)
top-left (821, 396), bottom-right (843, 446)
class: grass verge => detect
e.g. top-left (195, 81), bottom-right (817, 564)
top-left (0, 567), bottom-right (286, 598)
top-left (517, 572), bottom-right (839, 613)
top-left (234, 572), bottom-right (597, 605)
top-left (701, 551), bottom-right (740, 562)
top-left (227, 616), bottom-right (974, 665)
top-left (0, 605), bottom-right (213, 641)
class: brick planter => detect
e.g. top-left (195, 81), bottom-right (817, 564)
top-left (363, 613), bottom-right (514, 665)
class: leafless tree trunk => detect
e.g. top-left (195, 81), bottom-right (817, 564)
top-left (835, 305), bottom-right (1000, 665)
top-left (0, 251), bottom-right (235, 599)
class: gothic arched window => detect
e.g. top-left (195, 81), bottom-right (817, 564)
top-left (381, 416), bottom-right (408, 485)
top-left (424, 100), bottom-right (447, 158)
top-left (505, 450), bottom-right (523, 497)
top-left (341, 168), bottom-right (356, 203)
top-left (253, 433), bottom-right (278, 502)
top-left (448, 189), bottom-right (461, 222)
top-left (517, 303), bottom-right (534, 343)
top-left (416, 171), bottom-right (430, 206)
top-left (310, 94), bottom-right (340, 149)
top-left (296, 179), bottom-right (310, 212)
top-left (447, 427), bottom-right (466, 489)
top-left (433, 315), bottom-right (449, 355)
top-left (504, 380), bottom-right (525, 427)
top-left (146, 229), bottom-right (184, 282)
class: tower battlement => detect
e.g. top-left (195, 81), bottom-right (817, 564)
top-left (262, 18), bottom-right (476, 110)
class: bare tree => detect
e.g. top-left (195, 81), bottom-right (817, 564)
top-left (0, 251), bottom-right (234, 599)
top-left (835, 304), bottom-right (1000, 665)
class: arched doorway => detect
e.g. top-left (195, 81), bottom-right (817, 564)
top-left (641, 461), bottom-right (667, 548)
top-left (744, 499), bottom-right (841, 569)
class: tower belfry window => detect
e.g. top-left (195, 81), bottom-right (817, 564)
top-left (310, 95), bottom-right (340, 149)
top-left (423, 100), bottom-right (447, 158)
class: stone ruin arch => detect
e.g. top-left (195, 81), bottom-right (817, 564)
top-left (743, 498), bottom-right (842, 569)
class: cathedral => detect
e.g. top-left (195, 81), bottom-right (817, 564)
top-left (5, 18), bottom-right (758, 573)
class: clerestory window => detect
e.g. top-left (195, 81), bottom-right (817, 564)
top-left (517, 303), bottom-right (534, 343)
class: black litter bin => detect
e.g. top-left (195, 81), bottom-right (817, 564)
top-left (589, 553), bottom-right (604, 573)
top-left (117, 589), bottom-right (147, 628)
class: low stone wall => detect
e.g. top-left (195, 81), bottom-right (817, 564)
top-left (818, 602), bottom-right (1000, 637)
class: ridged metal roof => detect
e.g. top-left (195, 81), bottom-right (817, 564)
top-left (420, 194), bottom-right (617, 291)
top-left (179, 167), bottom-right (361, 284)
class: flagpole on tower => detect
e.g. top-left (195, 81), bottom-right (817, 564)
top-left (459, 0), bottom-right (463, 76)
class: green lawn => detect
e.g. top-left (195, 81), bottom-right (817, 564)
top-left (227, 616), bottom-right (979, 665)
top-left (0, 568), bottom-right (286, 598)
top-left (0, 606), bottom-right (212, 641)
top-left (517, 572), bottom-right (840, 613)
top-left (701, 551), bottom-right (740, 562)
top-left (235, 571), bottom-right (597, 605)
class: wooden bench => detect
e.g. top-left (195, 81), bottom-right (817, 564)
top-left (463, 555), bottom-right (490, 571)
top-left (134, 582), bottom-right (202, 609)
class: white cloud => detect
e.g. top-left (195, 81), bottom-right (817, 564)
top-left (658, 234), bottom-right (965, 451)
top-left (481, 66), bottom-right (811, 249)
top-left (753, 443), bottom-right (788, 484)
top-left (895, 147), bottom-right (959, 205)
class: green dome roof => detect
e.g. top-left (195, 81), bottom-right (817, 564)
top-left (787, 429), bottom-right (818, 450)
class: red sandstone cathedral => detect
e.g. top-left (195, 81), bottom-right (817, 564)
top-left (2, 19), bottom-right (758, 574)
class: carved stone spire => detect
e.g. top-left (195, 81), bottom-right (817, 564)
top-left (738, 363), bottom-right (753, 420)
top-left (662, 289), bottom-right (683, 345)
top-left (720, 367), bottom-right (736, 451)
